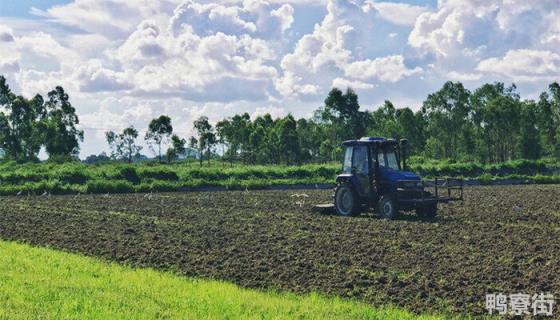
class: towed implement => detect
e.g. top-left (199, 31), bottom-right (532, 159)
top-left (314, 137), bottom-right (463, 219)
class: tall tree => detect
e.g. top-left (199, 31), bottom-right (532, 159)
top-left (193, 116), bottom-right (216, 166)
top-left (216, 118), bottom-right (235, 165)
top-left (166, 134), bottom-right (186, 162)
top-left (471, 83), bottom-right (521, 162)
top-left (145, 115), bottom-right (173, 162)
top-left (0, 76), bottom-right (46, 161)
top-left (188, 136), bottom-right (198, 163)
top-left (106, 126), bottom-right (142, 163)
top-left (519, 100), bottom-right (541, 159)
top-left (43, 86), bottom-right (83, 160)
top-left (536, 82), bottom-right (560, 156)
top-left (423, 81), bottom-right (471, 160)
top-left (274, 114), bottom-right (299, 165)
top-left (322, 87), bottom-right (367, 144)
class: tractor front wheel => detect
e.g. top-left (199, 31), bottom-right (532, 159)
top-left (377, 196), bottom-right (396, 219)
top-left (334, 183), bottom-right (360, 216)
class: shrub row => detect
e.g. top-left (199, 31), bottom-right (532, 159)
top-left (409, 157), bottom-right (560, 178)
top-left (0, 159), bottom-right (559, 195)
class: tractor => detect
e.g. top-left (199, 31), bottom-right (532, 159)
top-left (315, 137), bottom-right (463, 219)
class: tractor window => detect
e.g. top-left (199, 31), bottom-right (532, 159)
top-left (377, 149), bottom-right (387, 168)
top-left (386, 150), bottom-right (400, 170)
top-left (342, 146), bottom-right (353, 173)
top-left (377, 147), bottom-right (400, 171)
top-left (352, 145), bottom-right (368, 174)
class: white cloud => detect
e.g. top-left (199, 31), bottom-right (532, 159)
top-left (169, 0), bottom-right (294, 38)
top-left (0, 25), bottom-right (15, 42)
top-left (446, 71), bottom-right (483, 81)
top-left (251, 105), bottom-right (286, 119)
top-left (332, 77), bottom-right (375, 90)
top-left (32, 0), bottom-right (178, 39)
top-left (0, 58), bottom-right (21, 74)
top-left (275, 72), bottom-right (320, 97)
top-left (74, 60), bottom-right (133, 92)
top-left (477, 49), bottom-right (560, 82)
top-left (345, 55), bottom-right (422, 83)
top-left (124, 27), bottom-right (277, 100)
top-left (364, 1), bottom-right (429, 27)
top-left (408, 0), bottom-right (560, 58)
top-left (116, 20), bottom-right (167, 67)
top-left (271, 4), bottom-right (295, 32)
top-left (17, 32), bottom-right (80, 67)
top-left (276, 0), bottom-right (424, 98)
top-left (14, 69), bottom-right (74, 97)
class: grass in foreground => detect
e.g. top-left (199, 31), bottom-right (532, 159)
top-left (0, 241), bottom-right (445, 320)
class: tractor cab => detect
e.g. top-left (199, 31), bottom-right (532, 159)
top-left (331, 137), bottom-right (463, 219)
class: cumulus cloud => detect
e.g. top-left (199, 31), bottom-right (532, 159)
top-left (251, 105), bottom-right (286, 119)
top-left (332, 77), bottom-right (375, 90)
top-left (0, 59), bottom-right (20, 74)
top-left (74, 60), bottom-right (133, 92)
top-left (277, 0), bottom-right (421, 97)
top-left (477, 49), bottom-right (560, 82)
top-left (118, 23), bottom-right (277, 101)
top-left (0, 25), bottom-right (15, 42)
top-left (446, 71), bottom-right (483, 82)
top-left (364, 1), bottom-right (428, 27)
top-left (117, 20), bottom-right (167, 66)
top-left (345, 55), bottom-right (422, 83)
top-left (169, 0), bottom-right (294, 38)
top-left (404, 0), bottom-right (560, 88)
top-left (408, 0), bottom-right (560, 58)
top-left (271, 4), bottom-right (295, 32)
top-left (15, 69), bottom-right (74, 97)
top-left (17, 32), bottom-right (79, 66)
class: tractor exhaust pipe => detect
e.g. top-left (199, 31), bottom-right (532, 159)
top-left (400, 139), bottom-right (408, 171)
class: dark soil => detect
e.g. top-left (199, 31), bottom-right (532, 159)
top-left (1, 185), bottom-right (559, 317)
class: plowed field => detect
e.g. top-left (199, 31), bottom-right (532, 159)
top-left (1, 185), bottom-right (559, 317)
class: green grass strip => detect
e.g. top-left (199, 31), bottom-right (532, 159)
top-left (0, 241), bottom-right (447, 320)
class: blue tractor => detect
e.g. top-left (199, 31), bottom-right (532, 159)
top-left (320, 137), bottom-right (463, 219)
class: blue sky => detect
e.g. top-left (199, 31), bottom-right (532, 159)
top-left (1, 0), bottom-right (559, 158)
top-left (0, 1), bottom-right (70, 17)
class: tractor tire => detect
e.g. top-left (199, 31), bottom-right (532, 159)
top-left (377, 195), bottom-right (397, 219)
top-left (416, 204), bottom-right (438, 220)
top-left (334, 183), bottom-right (360, 216)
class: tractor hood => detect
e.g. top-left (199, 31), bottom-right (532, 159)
top-left (378, 167), bottom-right (420, 183)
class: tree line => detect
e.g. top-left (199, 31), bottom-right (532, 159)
top-left (195, 81), bottom-right (560, 165)
top-left (1, 74), bottom-right (559, 165)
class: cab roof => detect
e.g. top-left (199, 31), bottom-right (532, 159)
top-left (342, 137), bottom-right (397, 146)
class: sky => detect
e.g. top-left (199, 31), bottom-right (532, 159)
top-left (1, 0), bottom-right (559, 158)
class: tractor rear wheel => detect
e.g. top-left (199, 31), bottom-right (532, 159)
top-left (416, 204), bottom-right (437, 220)
top-left (377, 196), bottom-right (396, 219)
top-left (334, 183), bottom-right (360, 216)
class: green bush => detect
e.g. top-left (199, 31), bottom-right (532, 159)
top-left (138, 167), bottom-right (179, 181)
top-left (86, 180), bottom-right (134, 194)
top-left (118, 167), bottom-right (140, 184)
top-left (54, 168), bottom-right (89, 184)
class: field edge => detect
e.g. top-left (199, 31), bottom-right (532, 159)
top-left (0, 240), bottom-right (451, 320)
